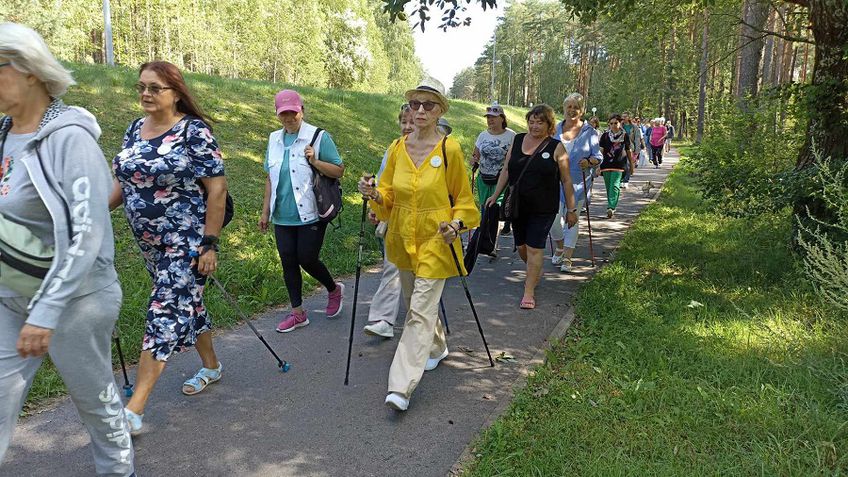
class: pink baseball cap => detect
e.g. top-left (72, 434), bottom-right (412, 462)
top-left (275, 89), bottom-right (303, 114)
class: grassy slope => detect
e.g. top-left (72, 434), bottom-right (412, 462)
top-left (462, 149), bottom-right (848, 475)
top-left (28, 63), bottom-right (527, 406)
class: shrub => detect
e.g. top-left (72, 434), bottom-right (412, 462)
top-left (797, 154), bottom-right (848, 312)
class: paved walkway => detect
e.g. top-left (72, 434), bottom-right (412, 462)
top-left (2, 152), bottom-right (678, 477)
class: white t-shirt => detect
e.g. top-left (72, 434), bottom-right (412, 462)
top-left (475, 128), bottom-right (516, 177)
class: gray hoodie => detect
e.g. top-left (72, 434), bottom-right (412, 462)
top-left (0, 102), bottom-right (118, 330)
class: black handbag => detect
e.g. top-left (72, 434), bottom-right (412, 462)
top-left (307, 128), bottom-right (343, 226)
top-left (501, 137), bottom-right (550, 221)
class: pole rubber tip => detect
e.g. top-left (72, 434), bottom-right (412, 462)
top-left (280, 362), bottom-right (291, 373)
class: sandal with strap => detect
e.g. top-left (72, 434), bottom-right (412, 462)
top-left (520, 296), bottom-right (536, 309)
top-left (551, 249), bottom-right (565, 265)
top-left (182, 362), bottom-right (223, 396)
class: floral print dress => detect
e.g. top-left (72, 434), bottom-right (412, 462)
top-left (114, 117), bottom-right (224, 361)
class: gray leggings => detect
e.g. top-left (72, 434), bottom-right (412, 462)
top-left (0, 281), bottom-right (134, 476)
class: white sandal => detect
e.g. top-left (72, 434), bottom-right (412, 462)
top-left (182, 362), bottom-right (223, 396)
top-left (551, 248), bottom-right (565, 265)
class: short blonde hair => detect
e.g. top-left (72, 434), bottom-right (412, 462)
top-left (563, 92), bottom-right (585, 111)
top-left (0, 23), bottom-right (75, 97)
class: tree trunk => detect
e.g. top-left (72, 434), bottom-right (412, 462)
top-left (793, 0), bottom-right (848, 240)
top-left (664, 28), bottom-right (676, 120)
top-left (697, 10), bottom-right (709, 144)
top-left (736, 0), bottom-right (769, 107)
top-left (761, 10), bottom-right (776, 87)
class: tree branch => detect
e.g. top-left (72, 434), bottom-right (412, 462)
top-left (712, 12), bottom-right (815, 45)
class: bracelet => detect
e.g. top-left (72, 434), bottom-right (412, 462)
top-left (447, 223), bottom-right (459, 235)
top-left (200, 235), bottom-right (219, 246)
top-left (199, 243), bottom-right (219, 255)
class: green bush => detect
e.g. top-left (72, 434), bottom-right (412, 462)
top-left (689, 88), bottom-right (807, 217)
top-left (797, 154), bottom-right (848, 312)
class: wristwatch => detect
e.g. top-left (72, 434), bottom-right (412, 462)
top-left (568, 208), bottom-right (578, 214)
top-left (455, 219), bottom-right (466, 230)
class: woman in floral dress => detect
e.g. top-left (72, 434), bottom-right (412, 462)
top-left (109, 61), bottom-right (228, 435)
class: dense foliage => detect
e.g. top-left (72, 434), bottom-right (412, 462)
top-left (0, 0), bottom-right (422, 93)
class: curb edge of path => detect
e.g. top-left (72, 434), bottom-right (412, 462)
top-left (447, 306), bottom-right (577, 476)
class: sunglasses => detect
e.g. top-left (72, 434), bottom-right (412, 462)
top-left (0, 62), bottom-right (10, 68)
top-left (134, 83), bottom-right (173, 95)
top-left (486, 107), bottom-right (501, 113)
top-left (409, 100), bottom-right (438, 112)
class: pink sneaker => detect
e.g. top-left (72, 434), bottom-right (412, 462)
top-left (276, 310), bottom-right (309, 333)
top-left (326, 282), bottom-right (344, 318)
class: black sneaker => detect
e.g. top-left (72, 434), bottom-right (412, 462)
top-left (500, 225), bottom-right (512, 236)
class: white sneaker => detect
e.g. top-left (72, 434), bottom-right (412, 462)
top-left (425, 348), bottom-right (449, 371)
top-left (124, 408), bottom-right (143, 436)
top-left (385, 392), bottom-right (409, 411)
top-left (363, 320), bottom-right (394, 338)
top-left (560, 259), bottom-right (573, 273)
top-left (551, 249), bottom-right (565, 265)
top-left (621, 182), bottom-right (629, 189)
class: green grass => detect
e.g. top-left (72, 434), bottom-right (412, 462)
top-left (461, 148), bottom-right (848, 475)
top-left (25, 63), bottom-right (528, 408)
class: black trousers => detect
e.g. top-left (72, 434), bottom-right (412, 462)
top-left (651, 144), bottom-right (664, 165)
top-left (274, 223), bottom-right (336, 308)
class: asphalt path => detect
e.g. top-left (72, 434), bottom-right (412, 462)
top-left (2, 151), bottom-right (678, 477)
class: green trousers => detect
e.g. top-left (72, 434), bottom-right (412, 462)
top-left (476, 174), bottom-right (504, 208)
top-left (602, 171), bottom-right (623, 210)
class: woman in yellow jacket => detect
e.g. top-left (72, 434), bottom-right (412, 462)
top-left (358, 82), bottom-right (479, 411)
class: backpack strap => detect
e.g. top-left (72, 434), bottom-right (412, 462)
top-left (309, 128), bottom-right (324, 147)
top-left (307, 128), bottom-right (324, 176)
top-left (440, 137), bottom-right (454, 207)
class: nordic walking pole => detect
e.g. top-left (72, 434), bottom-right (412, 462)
top-left (208, 276), bottom-right (291, 372)
top-left (439, 298), bottom-right (450, 335)
top-left (345, 177), bottom-right (372, 385)
top-left (581, 168), bottom-right (596, 267)
top-left (445, 238), bottom-right (495, 367)
top-left (113, 331), bottom-right (133, 397)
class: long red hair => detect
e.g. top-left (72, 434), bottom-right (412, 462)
top-left (139, 61), bottom-right (213, 129)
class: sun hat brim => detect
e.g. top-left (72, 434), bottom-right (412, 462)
top-left (404, 86), bottom-right (449, 113)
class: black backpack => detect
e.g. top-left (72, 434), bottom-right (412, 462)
top-left (307, 128), bottom-right (343, 227)
top-left (130, 116), bottom-right (234, 227)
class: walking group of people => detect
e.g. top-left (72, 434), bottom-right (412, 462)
top-left (0, 22), bottom-right (674, 476)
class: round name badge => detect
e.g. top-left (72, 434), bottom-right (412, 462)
top-left (542, 152), bottom-right (551, 159)
top-left (430, 156), bottom-right (442, 168)
top-left (157, 143), bottom-right (172, 155)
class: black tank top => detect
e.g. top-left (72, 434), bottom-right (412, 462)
top-left (507, 133), bottom-right (561, 216)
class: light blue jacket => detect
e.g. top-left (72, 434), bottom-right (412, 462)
top-left (554, 121), bottom-right (602, 204)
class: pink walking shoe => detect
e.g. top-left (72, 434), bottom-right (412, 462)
top-left (276, 310), bottom-right (309, 333)
top-left (326, 282), bottom-right (344, 318)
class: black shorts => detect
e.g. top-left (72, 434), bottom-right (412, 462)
top-left (512, 213), bottom-right (557, 249)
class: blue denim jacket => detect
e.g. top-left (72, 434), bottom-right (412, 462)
top-left (554, 121), bottom-right (602, 205)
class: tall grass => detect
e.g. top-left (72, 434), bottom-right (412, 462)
top-left (461, 150), bottom-right (848, 475)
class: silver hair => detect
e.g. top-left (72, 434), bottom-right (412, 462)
top-left (562, 92), bottom-right (585, 110)
top-left (0, 23), bottom-right (76, 98)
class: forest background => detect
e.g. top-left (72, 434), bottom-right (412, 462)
top-left (1, 0), bottom-right (423, 92)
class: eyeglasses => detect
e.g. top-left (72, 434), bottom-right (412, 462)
top-left (134, 83), bottom-right (172, 95)
top-left (409, 100), bottom-right (438, 112)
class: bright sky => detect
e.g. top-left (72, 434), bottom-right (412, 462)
top-left (409, 2), bottom-right (505, 90)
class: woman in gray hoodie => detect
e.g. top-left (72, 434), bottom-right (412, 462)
top-left (0, 23), bottom-right (135, 476)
